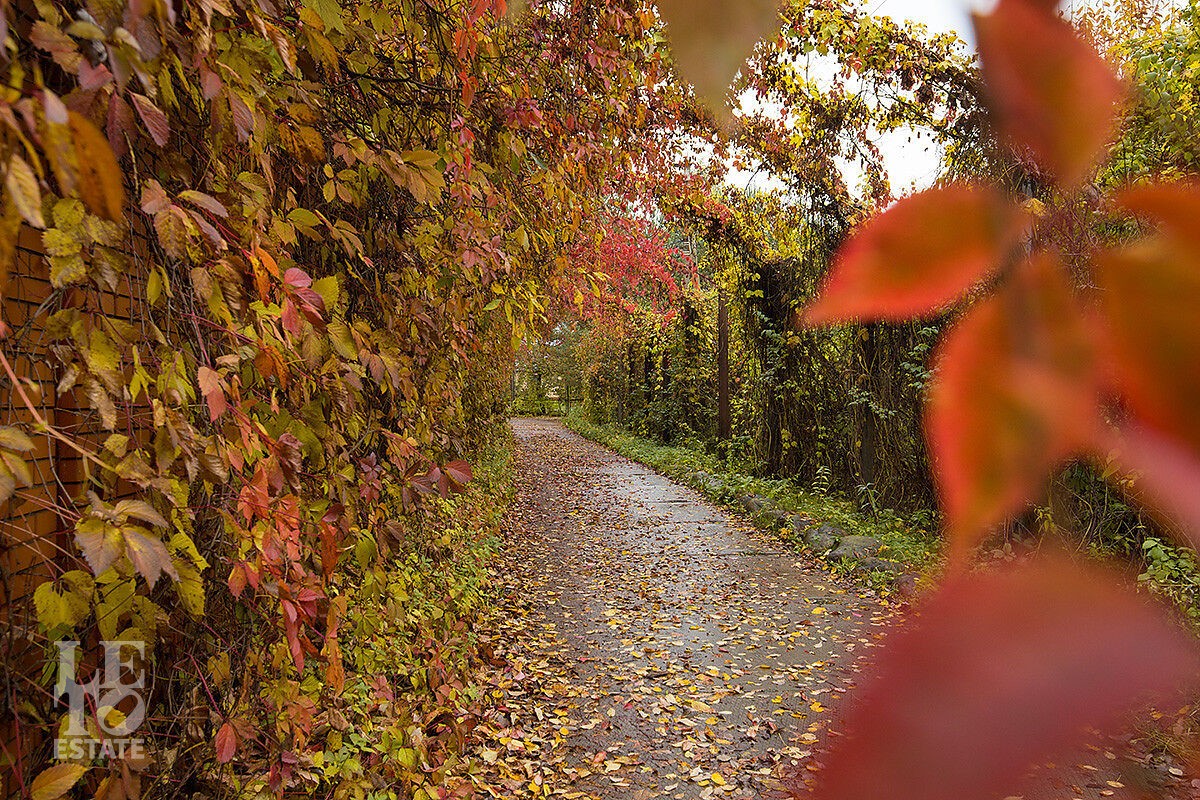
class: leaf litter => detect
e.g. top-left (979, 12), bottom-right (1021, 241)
top-left (463, 419), bottom-right (1196, 800)
top-left (465, 419), bottom-right (895, 798)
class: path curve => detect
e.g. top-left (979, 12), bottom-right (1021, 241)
top-left (471, 418), bottom-right (1192, 800)
top-left (476, 418), bottom-right (892, 799)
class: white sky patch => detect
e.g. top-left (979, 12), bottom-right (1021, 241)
top-left (725, 0), bottom-right (995, 195)
top-left (724, 0), bottom-right (1127, 195)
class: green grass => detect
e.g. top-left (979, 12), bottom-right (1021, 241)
top-left (563, 416), bottom-right (941, 585)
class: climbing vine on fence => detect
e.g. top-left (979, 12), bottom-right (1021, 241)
top-left (0, 0), bottom-right (694, 795)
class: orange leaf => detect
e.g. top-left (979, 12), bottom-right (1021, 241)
top-left (215, 721), bottom-right (237, 764)
top-left (1096, 238), bottom-right (1200, 453)
top-left (657, 0), bottom-right (782, 113)
top-left (30, 764), bottom-right (89, 800)
top-left (1115, 181), bottom-right (1200, 252)
top-left (974, 0), bottom-right (1123, 187)
top-left (68, 111), bottom-right (125, 223)
top-left (197, 366), bottom-right (228, 421)
top-left (927, 253), bottom-right (1099, 555)
top-left (803, 185), bottom-right (1015, 325)
top-left (812, 556), bottom-right (1200, 800)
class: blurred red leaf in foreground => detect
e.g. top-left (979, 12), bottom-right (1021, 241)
top-left (1105, 425), bottom-right (1200, 552)
top-left (1097, 230), bottom-right (1200, 457)
top-left (926, 253), bottom-right (1101, 558)
top-left (809, 556), bottom-right (1200, 800)
top-left (975, 0), bottom-right (1124, 187)
top-left (802, 185), bottom-right (1016, 324)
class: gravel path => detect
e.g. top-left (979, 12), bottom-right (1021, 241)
top-left (472, 418), bottom-right (893, 799)
top-left (468, 418), bottom-right (1194, 800)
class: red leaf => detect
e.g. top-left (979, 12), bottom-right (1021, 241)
top-left (927, 253), bottom-right (1100, 556)
top-left (106, 92), bottom-right (136, 159)
top-left (283, 267), bottom-right (312, 289)
top-left (197, 366), bottom-right (227, 421)
top-left (281, 599), bottom-right (305, 670)
top-left (130, 93), bottom-right (170, 147)
top-left (215, 721), bottom-right (237, 764)
top-left (281, 298), bottom-right (302, 336)
top-left (974, 0), bottom-right (1123, 187)
top-left (1096, 238), bottom-right (1200, 453)
top-left (1106, 425), bottom-right (1200, 549)
top-left (803, 186), bottom-right (1015, 325)
top-left (812, 556), bottom-right (1200, 800)
top-left (444, 459), bottom-right (473, 489)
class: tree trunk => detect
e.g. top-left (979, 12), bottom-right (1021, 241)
top-left (717, 288), bottom-right (731, 441)
top-left (858, 324), bottom-right (879, 488)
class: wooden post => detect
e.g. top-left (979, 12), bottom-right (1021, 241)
top-left (717, 286), bottom-right (731, 441)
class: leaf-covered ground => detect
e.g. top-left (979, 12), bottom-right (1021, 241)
top-left (465, 419), bottom-right (1197, 800)
top-left (465, 418), bottom-right (894, 798)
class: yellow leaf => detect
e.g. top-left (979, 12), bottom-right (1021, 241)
top-left (5, 154), bottom-right (45, 228)
top-left (68, 112), bottom-right (124, 223)
top-left (31, 764), bottom-right (89, 800)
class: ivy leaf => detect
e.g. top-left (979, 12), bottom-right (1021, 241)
top-left (174, 562), bottom-right (205, 615)
top-left (974, 0), bottom-right (1123, 187)
top-left (0, 426), bottom-right (35, 505)
top-left (444, 459), bottom-right (473, 490)
top-left (68, 111), bottom-right (125, 223)
top-left (312, 275), bottom-right (340, 309)
top-left (74, 517), bottom-right (124, 576)
top-left (927, 253), bottom-right (1100, 555)
top-left (33, 571), bottom-right (94, 629)
top-left (113, 499), bottom-right (169, 529)
top-left (804, 186), bottom-right (1016, 324)
top-left (657, 0), bottom-right (782, 112)
top-left (83, 376), bottom-right (118, 429)
top-left (179, 189), bottom-right (228, 218)
top-left (812, 556), bottom-right (1200, 800)
top-left (94, 577), bottom-right (135, 640)
top-left (154, 206), bottom-right (193, 261)
top-left (141, 179), bottom-right (171, 214)
top-left (123, 526), bottom-right (179, 588)
top-left (30, 764), bottom-right (89, 800)
top-left (302, 0), bottom-right (346, 34)
top-left (130, 93), bottom-right (170, 147)
top-left (0, 426), bottom-right (34, 453)
top-left (197, 366), bottom-right (228, 421)
top-left (5, 153), bottom-right (46, 228)
top-left (283, 266), bottom-right (312, 289)
top-left (215, 721), bottom-right (238, 763)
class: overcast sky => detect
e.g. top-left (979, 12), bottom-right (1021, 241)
top-left (730, 0), bottom-right (1115, 192)
top-left (867, 0), bottom-right (990, 43)
top-left (869, 0), bottom-right (980, 190)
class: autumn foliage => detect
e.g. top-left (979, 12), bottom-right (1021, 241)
top-left (0, 0), bottom-right (684, 795)
top-left (4, 0), bottom-right (1200, 796)
top-left (801, 0), bottom-right (1200, 796)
